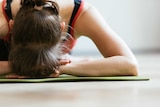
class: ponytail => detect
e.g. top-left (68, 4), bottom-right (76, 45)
top-left (21, 0), bottom-right (46, 6)
top-left (20, 0), bottom-right (59, 15)
top-left (34, 0), bottom-right (46, 6)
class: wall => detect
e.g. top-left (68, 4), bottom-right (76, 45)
top-left (72, 0), bottom-right (160, 56)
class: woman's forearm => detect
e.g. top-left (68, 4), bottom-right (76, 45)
top-left (0, 61), bottom-right (11, 75)
top-left (59, 56), bottom-right (138, 77)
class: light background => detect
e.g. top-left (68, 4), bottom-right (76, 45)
top-left (72, 0), bottom-right (160, 56)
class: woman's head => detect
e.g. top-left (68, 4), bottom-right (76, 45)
top-left (9, 0), bottom-right (63, 78)
top-left (12, 0), bottom-right (61, 46)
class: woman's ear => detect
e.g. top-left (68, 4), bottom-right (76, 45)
top-left (9, 20), bottom-right (14, 29)
top-left (60, 22), bottom-right (65, 31)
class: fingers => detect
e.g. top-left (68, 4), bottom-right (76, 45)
top-left (59, 59), bottom-right (71, 65)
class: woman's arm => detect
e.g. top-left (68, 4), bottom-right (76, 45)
top-left (59, 3), bottom-right (139, 76)
top-left (60, 56), bottom-right (138, 76)
top-left (0, 61), bottom-right (11, 75)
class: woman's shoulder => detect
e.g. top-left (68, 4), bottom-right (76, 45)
top-left (58, 0), bottom-right (90, 18)
top-left (57, 0), bottom-right (75, 19)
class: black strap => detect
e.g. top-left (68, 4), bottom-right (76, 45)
top-left (67, 0), bottom-right (82, 35)
top-left (5, 0), bottom-right (13, 20)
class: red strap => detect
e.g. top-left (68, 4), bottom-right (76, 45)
top-left (67, 0), bottom-right (84, 50)
top-left (70, 0), bottom-right (84, 37)
top-left (2, 0), bottom-right (10, 42)
top-left (2, 0), bottom-right (9, 22)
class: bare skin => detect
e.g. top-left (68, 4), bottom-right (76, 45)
top-left (0, 0), bottom-right (138, 78)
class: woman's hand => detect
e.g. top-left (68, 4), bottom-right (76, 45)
top-left (6, 70), bottom-right (61, 79)
top-left (6, 59), bottom-right (71, 79)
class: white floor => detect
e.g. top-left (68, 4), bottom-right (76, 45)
top-left (0, 53), bottom-right (160, 107)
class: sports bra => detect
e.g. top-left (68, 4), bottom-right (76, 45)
top-left (0, 0), bottom-right (12, 61)
top-left (63, 0), bottom-right (84, 53)
top-left (68, 0), bottom-right (84, 37)
top-left (2, 0), bottom-right (12, 42)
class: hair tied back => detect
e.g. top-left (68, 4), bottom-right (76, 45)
top-left (33, 0), bottom-right (46, 10)
top-left (34, 5), bottom-right (43, 10)
top-left (21, 0), bottom-right (59, 14)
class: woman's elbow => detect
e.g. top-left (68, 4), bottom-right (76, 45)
top-left (125, 59), bottom-right (139, 76)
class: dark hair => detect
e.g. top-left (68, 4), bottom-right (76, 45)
top-left (9, 0), bottom-right (63, 78)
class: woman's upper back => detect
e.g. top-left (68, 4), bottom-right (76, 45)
top-left (0, 0), bottom-right (82, 37)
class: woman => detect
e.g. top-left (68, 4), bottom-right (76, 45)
top-left (0, 0), bottom-right (138, 78)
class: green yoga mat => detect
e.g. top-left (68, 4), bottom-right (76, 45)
top-left (0, 75), bottom-right (149, 83)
